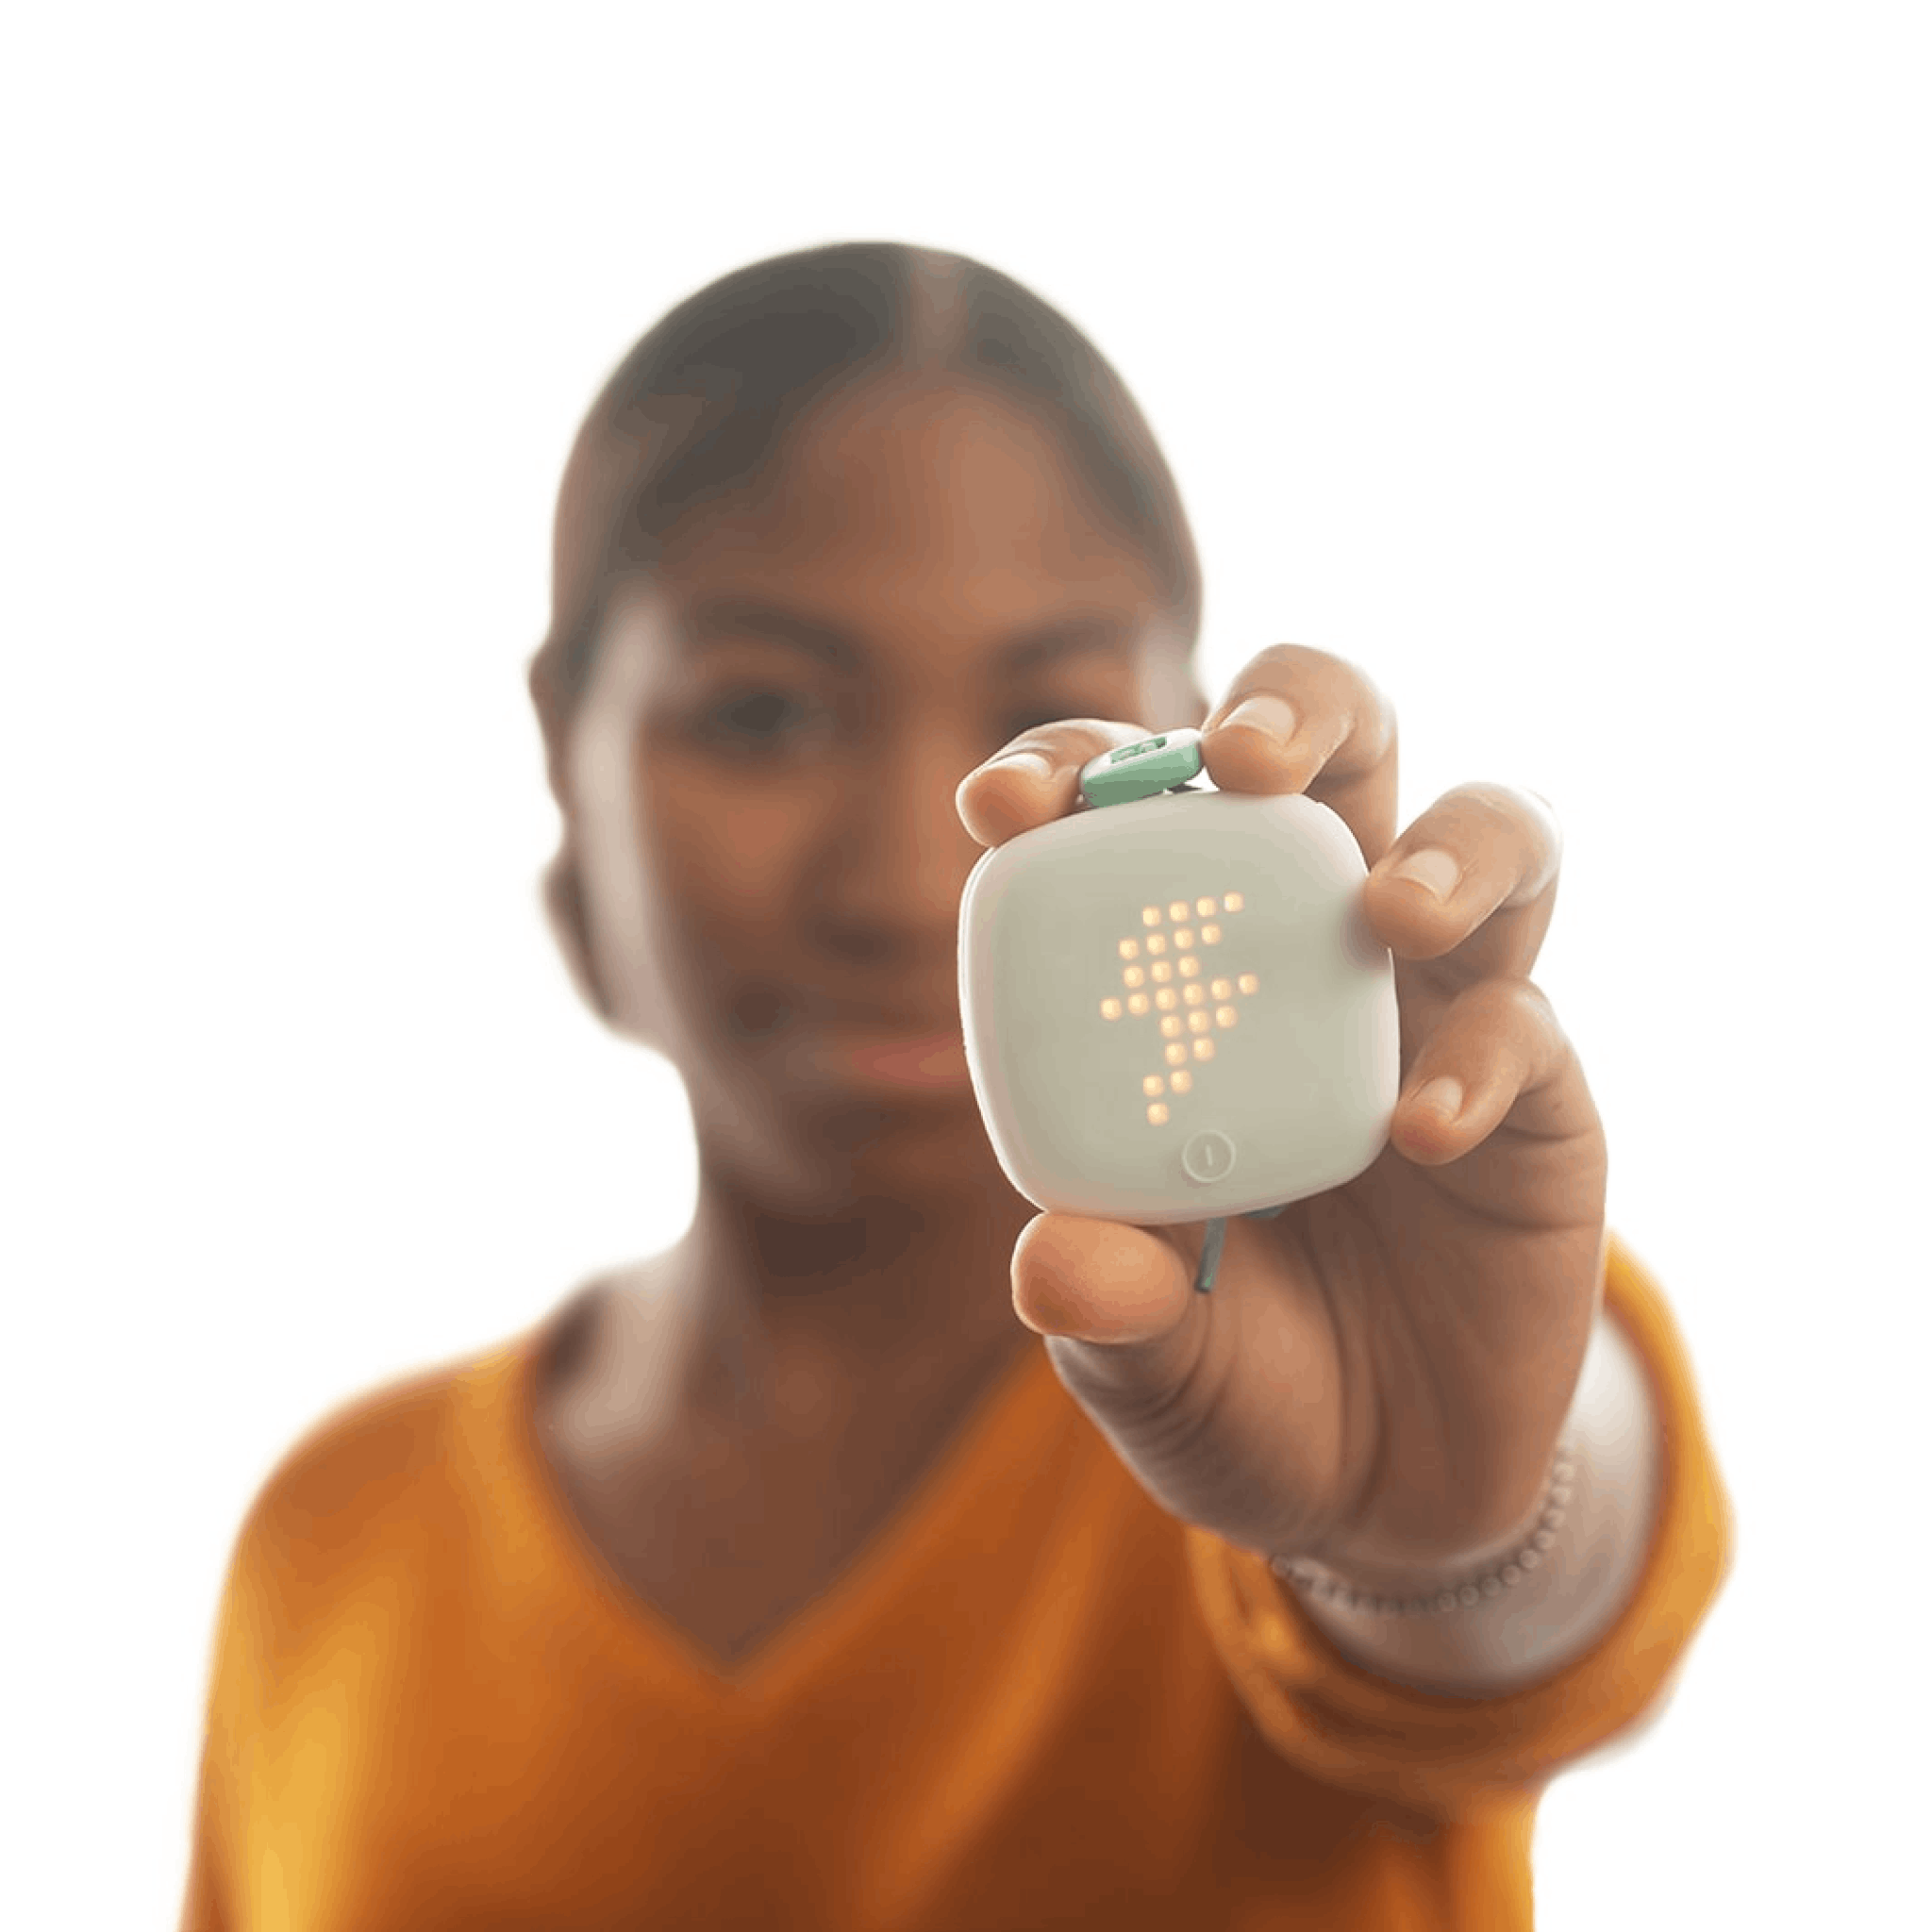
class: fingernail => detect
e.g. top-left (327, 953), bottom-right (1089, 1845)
top-left (1210, 692), bottom-right (1298, 741)
top-left (1390, 847), bottom-right (1462, 900)
top-left (985, 748), bottom-right (1055, 779)
top-left (1410, 1075), bottom-right (1463, 1120)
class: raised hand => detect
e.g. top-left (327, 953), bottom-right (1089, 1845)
top-left (955, 644), bottom-right (1607, 1596)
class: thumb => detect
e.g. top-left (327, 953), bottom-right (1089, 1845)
top-left (1010, 1212), bottom-right (1206, 1394)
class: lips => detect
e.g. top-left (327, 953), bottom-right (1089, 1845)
top-left (733, 981), bottom-right (958, 1038)
top-left (724, 980), bottom-right (972, 1091)
top-left (825, 1027), bottom-right (972, 1086)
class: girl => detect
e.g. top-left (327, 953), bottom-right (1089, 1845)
top-left (181, 243), bottom-right (1729, 1930)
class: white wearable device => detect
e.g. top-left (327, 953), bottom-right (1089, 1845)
top-left (958, 727), bottom-right (1400, 1283)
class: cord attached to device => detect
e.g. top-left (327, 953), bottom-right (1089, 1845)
top-left (1193, 1218), bottom-right (1229, 1294)
top-left (1192, 1202), bottom-right (1288, 1294)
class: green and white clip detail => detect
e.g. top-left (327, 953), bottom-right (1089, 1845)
top-left (1076, 728), bottom-right (1208, 809)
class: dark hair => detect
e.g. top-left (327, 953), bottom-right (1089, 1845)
top-left (529, 242), bottom-right (1201, 761)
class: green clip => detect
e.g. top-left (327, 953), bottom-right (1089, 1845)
top-left (1078, 728), bottom-right (1205, 809)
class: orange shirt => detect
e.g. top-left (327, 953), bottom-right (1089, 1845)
top-left (179, 1235), bottom-right (1730, 1930)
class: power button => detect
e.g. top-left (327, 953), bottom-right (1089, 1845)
top-left (1181, 1129), bottom-right (1238, 1185)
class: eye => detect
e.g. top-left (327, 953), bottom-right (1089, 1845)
top-left (697, 689), bottom-right (824, 750)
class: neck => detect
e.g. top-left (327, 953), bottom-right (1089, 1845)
top-left (661, 1168), bottom-right (1037, 1426)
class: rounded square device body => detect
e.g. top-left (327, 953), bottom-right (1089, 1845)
top-left (958, 791), bottom-right (1400, 1224)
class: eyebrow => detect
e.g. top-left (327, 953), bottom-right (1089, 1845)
top-left (678, 596), bottom-right (1137, 674)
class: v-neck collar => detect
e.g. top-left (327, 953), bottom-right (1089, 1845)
top-left (472, 1307), bottom-right (1064, 1709)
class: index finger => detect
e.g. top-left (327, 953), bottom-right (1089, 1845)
top-left (1200, 644), bottom-right (1400, 865)
top-left (955, 716), bottom-right (1155, 848)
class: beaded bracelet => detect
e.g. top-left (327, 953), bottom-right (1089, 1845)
top-left (1270, 1445), bottom-right (1578, 1616)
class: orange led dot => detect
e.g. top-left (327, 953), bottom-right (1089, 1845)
top-left (1192, 1037), bottom-right (1215, 1060)
top-left (1210, 978), bottom-right (1232, 999)
top-left (1168, 901), bottom-right (1189, 923)
top-left (1100, 997), bottom-right (1123, 1020)
top-left (1151, 960), bottom-right (1173, 983)
top-left (1142, 906), bottom-right (1163, 926)
top-left (1170, 1069), bottom-right (1193, 1093)
top-left (1187, 1011), bottom-right (1210, 1034)
top-left (1145, 933), bottom-right (1167, 955)
top-left (1174, 928), bottom-right (1194, 950)
top-left (1161, 1014), bottom-right (1183, 1038)
top-left (1183, 983), bottom-right (1205, 1007)
top-left (1195, 896), bottom-right (1216, 918)
top-left (1147, 1102), bottom-right (1170, 1125)
top-left (1216, 1006), bottom-right (1238, 1028)
top-left (1143, 1074), bottom-right (1165, 1097)
top-left (1127, 992), bottom-right (1150, 1015)
top-left (1178, 956), bottom-right (1201, 978)
top-left (1165, 1042), bottom-right (1189, 1066)
top-left (1200, 924), bottom-right (1221, 944)
top-left (1118, 938), bottom-right (1141, 960)
top-left (1223, 892), bottom-right (1244, 913)
top-left (1238, 973), bottom-right (1258, 995)
top-left (1123, 965), bottom-right (1145, 988)
top-left (1155, 988), bottom-right (1178, 1011)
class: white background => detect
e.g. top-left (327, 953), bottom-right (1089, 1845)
top-left (5, 3), bottom-right (1927, 1924)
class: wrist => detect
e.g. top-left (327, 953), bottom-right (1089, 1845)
top-left (1279, 1445), bottom-right (1577, 1616)
top-left (1271, 1304), bottom-right (1661, 1695)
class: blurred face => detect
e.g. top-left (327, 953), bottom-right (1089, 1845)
top-left (565, 373), bottom-right (1203, 1211)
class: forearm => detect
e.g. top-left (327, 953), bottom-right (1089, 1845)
top-left (1276, 1305), bottom-right (1662, 1697)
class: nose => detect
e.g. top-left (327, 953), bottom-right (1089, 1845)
top-left (808, 717), bottom-right (985, 980)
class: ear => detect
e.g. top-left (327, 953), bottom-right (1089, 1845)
top-left (542, 825), bottom-right (672, 1053)
top-left (531, 591), bottom-right (675, 1051)
top-left (540, 841), bottom-right (619, 1026)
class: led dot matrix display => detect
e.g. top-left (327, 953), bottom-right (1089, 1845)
top-left (1100, 892), bottom-right (1256, 1123)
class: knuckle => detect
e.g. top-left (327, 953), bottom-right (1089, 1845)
top-left (1503, 976), bottom-right (1560, 1041)
top-left (1479, 973), bottom-right (1552, 1023)
top-left (1236, 641), bottom-right (1374, 706)
top-left (1507, 784), bottom-right (1563, 863)
top-left (1221, 645), bottom-right (1396, 758)
top-left (1462, 781), bottom-right (1561, 849)
top-left (1241, 641), bottom-right (1333, 678)
top-left (1443, 974), bottom-right (1553, 1052)
top-left (1491, 979), bottom-right (1571, 1072)
top-left (1426, 784), bottom-right (1562, 892)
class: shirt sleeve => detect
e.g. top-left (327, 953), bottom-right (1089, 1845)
top-left (1185, 1232), bottom-right (1734, 1815)
top-left (175, 1368), bottom-right (455, 1932)
top-left (177, 1510), bottom-right (261, 1932)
